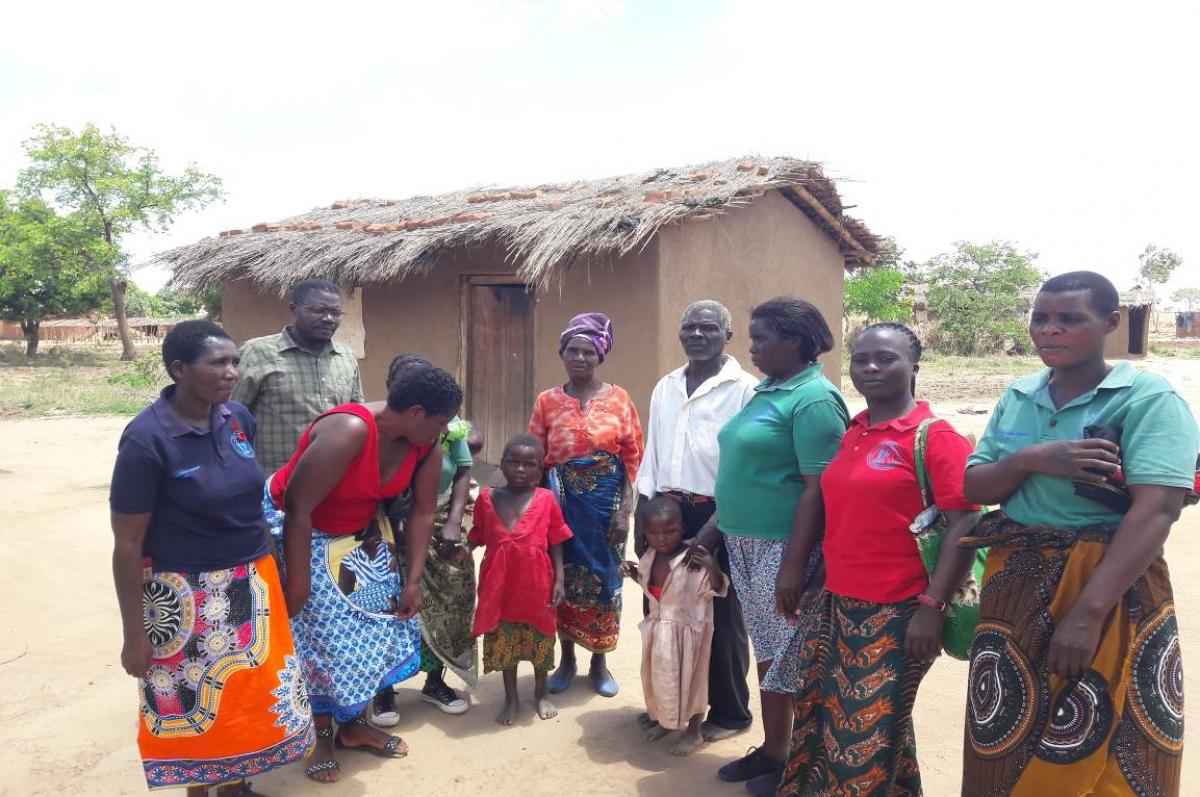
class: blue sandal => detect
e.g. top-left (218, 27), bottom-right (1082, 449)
top-left (589, 667), bottom-right (619, 698)
top-left (547, 661), bottom-right (577, 694)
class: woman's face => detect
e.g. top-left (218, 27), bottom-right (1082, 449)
top-left (748, 317), bottom-right (801, 378)
top-left (561, 336), bottom-right (600, 380)
top-left (1029, 290), bottom-right (1118, 369)
top-left (171, 337), bottom-right (239, 404)
top-left (850, 328), bottom-right (916, 402)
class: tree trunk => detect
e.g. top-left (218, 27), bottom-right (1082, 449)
top-left (110, 277), bottom-right (137, 361)
top-left (20, 320), bottom-right (40, 357)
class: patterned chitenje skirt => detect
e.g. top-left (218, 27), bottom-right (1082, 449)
top-left (263, 487), bottom-right (421, 722)
top-left (777, 592), bottom-right (932, 797)
top-left (548, 452), bottom-right (626, 653)
top-left (960, 514), bottom-right (1182, 797)
top-left (397, 496), bottom-right (479, 686)
top-left (138, 554), bottom-right (314, 789)
top-left (483, 622), bottom-right (556, 672)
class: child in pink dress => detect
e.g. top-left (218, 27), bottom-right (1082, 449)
top-left (622, 496), bottom-right (728, 756)
top-left (469, 435), bottom-right (572, 726)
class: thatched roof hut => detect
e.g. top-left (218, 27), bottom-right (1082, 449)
top-left (161, 155), bottom-right (880, 462)
top-left (162, 156), bottom-right (878, 293)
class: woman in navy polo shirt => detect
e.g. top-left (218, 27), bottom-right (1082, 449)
top-left (776, 322), bottom-right (981, 796)
top-left (110, 320), bottom-right (314, 795)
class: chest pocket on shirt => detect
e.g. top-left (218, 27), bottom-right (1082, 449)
top-left (690, 418), bottom-right (723, 460)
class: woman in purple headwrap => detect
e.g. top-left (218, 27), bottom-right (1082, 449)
top-left (528, 313), bottom-right (644, 697)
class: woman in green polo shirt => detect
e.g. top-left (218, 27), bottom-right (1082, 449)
top-left (709, 297), bottom-right (850, 796)
top-left (961, 271), bottom-right (1199, 797)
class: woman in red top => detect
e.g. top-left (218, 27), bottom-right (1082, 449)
top-left (777, 323), bottom-right (982, 796)
top-left (266, 361), bottom-right (462, 784)
top-left (469, 435), bottom-right (572, 726)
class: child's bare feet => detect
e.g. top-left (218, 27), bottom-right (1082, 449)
top-left (670, 727), bottom-right (705, 756)
top-left (636, 712), bottom-right (657, 730)
top-left (642, 721), bottom-right (670, 741)
top-left (535, 697), bottom-right (558, 720)
top-left (496, 697), bottom-right (520, 726)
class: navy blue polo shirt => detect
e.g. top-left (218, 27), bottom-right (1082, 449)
top-left (110, 385), bottom-right (271, 572)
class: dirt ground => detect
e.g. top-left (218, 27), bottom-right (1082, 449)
top-left (2, 356), bottom-right (1199, 796)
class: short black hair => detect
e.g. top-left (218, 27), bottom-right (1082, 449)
top-left (638, 495), bottom-right (683, 524)
top-left (386, 360), bottom-right (462, 416)
top-left (161, 320), bottom-right (231, 373)
top-left (386, 353), bottom-right (432, 390)
top-left (291, 278), bottom-right (341, 305)
top-left (1039, 271), bottom-right (1120, 315)
top-left (501, 433), bottom-right (544, 461)
top-left (751, 297), bottom-right (834, 363)
top-left (858, 322), bottom-right (924, 396)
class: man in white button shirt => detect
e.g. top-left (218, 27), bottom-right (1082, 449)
top-left (635, 300), bottom-right (759, 741)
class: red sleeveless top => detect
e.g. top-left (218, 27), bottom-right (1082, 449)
top-left (269, 403), bottom-right (432, 534)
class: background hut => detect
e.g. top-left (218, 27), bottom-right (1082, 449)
top-left (1177, 311), bottom-right (1199, 339)
top-left (1105, 289), bottom-right (1153, 359)
top-left (161, 156), bottom-right (879, 462)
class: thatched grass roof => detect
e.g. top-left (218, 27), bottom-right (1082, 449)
top-left (160, 156), bottom-right (879, 294)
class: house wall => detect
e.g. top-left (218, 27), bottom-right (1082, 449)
top-left (220, 241), bottom-right (664, 413)
top-left (655, 189), bottom-right (846, 384)
top-left (1102, 306), bottom-right (1149, 359)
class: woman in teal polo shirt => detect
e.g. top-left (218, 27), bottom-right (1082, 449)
top-left (961, 271), bottom-right (1199, 796)
top-left (708, 297), bottom-right (849, 795)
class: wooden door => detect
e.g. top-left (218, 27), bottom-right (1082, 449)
top-left (464, 280), bottom-right (535, 464)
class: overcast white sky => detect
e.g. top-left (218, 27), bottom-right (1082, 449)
top-left (1, 0), bottom-right (1196, 300)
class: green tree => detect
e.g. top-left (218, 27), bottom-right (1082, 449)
top-left (925, 241), bottom-right (1044, 355)
top-left (18, 124), bottom-right (223, 360)
top-left (0, 192), bottom-right (111, 356)
top-left (1173, 287), bottom-right (1200, 311)
top-left (1139, 244), bottom-right (1183, 331)
top-left (844, 267), bottom-right (911, 323)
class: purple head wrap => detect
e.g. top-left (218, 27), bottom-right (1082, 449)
top-left (558, 312), bottom-right (614, 362)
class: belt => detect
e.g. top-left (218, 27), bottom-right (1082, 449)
top-left (661, 490), bottom-right (713, 505)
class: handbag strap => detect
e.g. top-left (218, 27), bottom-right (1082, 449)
top-left (914, 417), bottom-right (937, 506)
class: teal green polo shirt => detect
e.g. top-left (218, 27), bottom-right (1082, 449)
top-left (715, 363), bottom-right (850, 540)
top-left (968, 361), bottom-right (1199, 528)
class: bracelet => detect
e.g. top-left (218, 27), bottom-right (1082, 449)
top-left (916, 593), bottom-right (948, 615)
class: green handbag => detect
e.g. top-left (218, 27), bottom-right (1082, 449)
top-left (910, 417), bottom-right (988, 660)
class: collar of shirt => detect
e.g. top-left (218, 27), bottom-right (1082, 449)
top-left (848, 401), bottom-right (933, 433)
top-left (151, 384), bottom-right (232, 438)
top-left (277, 326), bottom-right (340, 357)
top-left (666, 355), bottom-right (752, 401)
top-left (1011, 360), bottom-right (1139, 412)
top-left (754, 361), bottom-right (823, 393)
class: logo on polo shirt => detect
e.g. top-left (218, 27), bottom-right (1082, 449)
top-left (866, 440), bottom-right (905, 472)
top-left (230, 432), bottom-right (255, 459)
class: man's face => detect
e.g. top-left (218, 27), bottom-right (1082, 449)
top-left (291, 289), bottom-right (343, 344)
top-left (678, 307), bottom-right (729, 363)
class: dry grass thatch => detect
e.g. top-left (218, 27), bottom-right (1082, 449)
top-left (160, 156), bottom-right (879, 295)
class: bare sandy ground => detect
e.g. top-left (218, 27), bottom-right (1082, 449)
top-left (2, 356), bottom-right (1199, 796)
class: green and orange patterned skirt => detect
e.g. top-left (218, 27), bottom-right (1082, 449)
top-left (483, 622), bottom-right (557, 673)
top-left (778, 592), bottom-right (933, 797)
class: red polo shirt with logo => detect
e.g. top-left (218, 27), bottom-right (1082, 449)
top-left (821, 402), bottom-right (979, 603)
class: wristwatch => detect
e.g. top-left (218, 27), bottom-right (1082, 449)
top-left (916, 593), bottom-right (948, 615)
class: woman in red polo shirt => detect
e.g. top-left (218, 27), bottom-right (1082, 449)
top-left (776, 323), bottom-right (982, 796)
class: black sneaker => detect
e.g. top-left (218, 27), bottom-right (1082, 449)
top-left (371, 688), bottom-right (399, 727)
top-left (420, 680), bottom-right (469, 715)
top-left (718, 747), bottom-right (784, 783)
top-left (746, 768), bottom-right (784, 796)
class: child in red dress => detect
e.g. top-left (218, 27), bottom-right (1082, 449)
top-left (469, 434), bottom-right (572, 725)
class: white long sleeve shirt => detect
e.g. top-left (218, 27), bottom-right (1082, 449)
top-left (636, 356), bottom-right (759, 499)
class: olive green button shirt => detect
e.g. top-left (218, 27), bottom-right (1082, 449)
top-left (968, 361), bottom-right (1199, 528)
top-left (232, 327), bottom-right (365, 473)
top-left (715, 363), bottom-right (850, 540)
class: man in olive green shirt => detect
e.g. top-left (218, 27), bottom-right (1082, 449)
top-left (232, 279), bottom-right (364, 473)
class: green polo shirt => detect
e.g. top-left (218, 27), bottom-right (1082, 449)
top-left (968, 361), bottom-right (1199, 528)
top-left (439, 417), bottom-right (474, 495)
top-left (715, 363), bottom-right (850, 540)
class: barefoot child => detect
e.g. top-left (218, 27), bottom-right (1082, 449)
top-left (469, 434), bottom-right (572, 726)
top-left (622, 496), bottom-right (728, 756)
